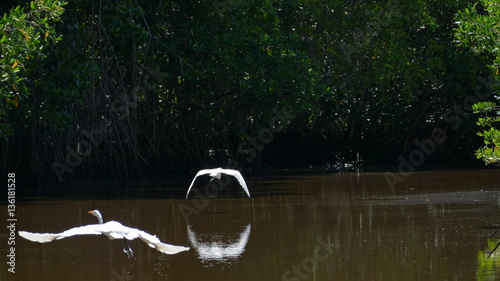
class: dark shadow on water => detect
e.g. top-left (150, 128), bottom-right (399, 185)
top-left (6, 168), bottom-right (500, 281)
top-left (16, 169), bottom-right (333, 202)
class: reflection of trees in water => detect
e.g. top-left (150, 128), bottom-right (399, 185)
top-left (477, 238), bottom-right (500, 281)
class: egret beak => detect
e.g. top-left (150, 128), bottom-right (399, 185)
top-left (87, 211), bottom-right (94, 214)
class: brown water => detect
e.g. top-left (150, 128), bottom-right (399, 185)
top-left (3, 169), bottom-right (500, 280)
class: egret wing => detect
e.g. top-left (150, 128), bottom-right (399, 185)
top-left (137, 230), bottom-right (190, 255)
top-left (19, 224), bottom-right (104, 243)
top-left (186, 169), bottom-right (216, 199)
top-left (222, 169), bottom-right (251, 197)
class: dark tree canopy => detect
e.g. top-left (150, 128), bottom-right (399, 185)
top-left (1, 0), bottom-right (494, 185)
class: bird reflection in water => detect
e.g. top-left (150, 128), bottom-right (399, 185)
top-left (187, 224), bottom-right (251, 266)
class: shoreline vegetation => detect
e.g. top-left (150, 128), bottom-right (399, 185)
top-left (1, 0), bottom-right (499, 187)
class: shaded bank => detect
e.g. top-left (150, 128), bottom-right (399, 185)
top-left (1, 0), bottom-right (492, 186)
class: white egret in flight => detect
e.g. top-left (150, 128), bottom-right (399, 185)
top-left (186, 168), bottom-right (250, 199)
top-left (18, 210), bottom-right (189, 258)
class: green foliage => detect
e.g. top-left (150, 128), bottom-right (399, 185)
top-left (472, 101), bottom-right (500, 164)
top-left (160, 0), bottom-right (318, 135)
top-left (455, 0), bottom-right (500, 165)
top-left (0, 0), bottom-right (66, 139)
top-left (292, 0), bottom-right (482, 162)
top-left (1, 0), bottom-right (494, 183)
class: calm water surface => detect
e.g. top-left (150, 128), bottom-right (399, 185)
top-left (3, 169), bottom-right (500, 280)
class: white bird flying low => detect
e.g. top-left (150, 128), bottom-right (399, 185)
top-left (186, 168), bottom-right (251, 199)
top-left (18, 210), bottom-right (190, 257)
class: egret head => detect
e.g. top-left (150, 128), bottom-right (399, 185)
top-left (88, 210), bottom-right (104, 224)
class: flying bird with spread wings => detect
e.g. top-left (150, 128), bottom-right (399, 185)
top-left (18, 210), bottom-right (190, 258)
top-left (186, 168), bottom-right (251, 199)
